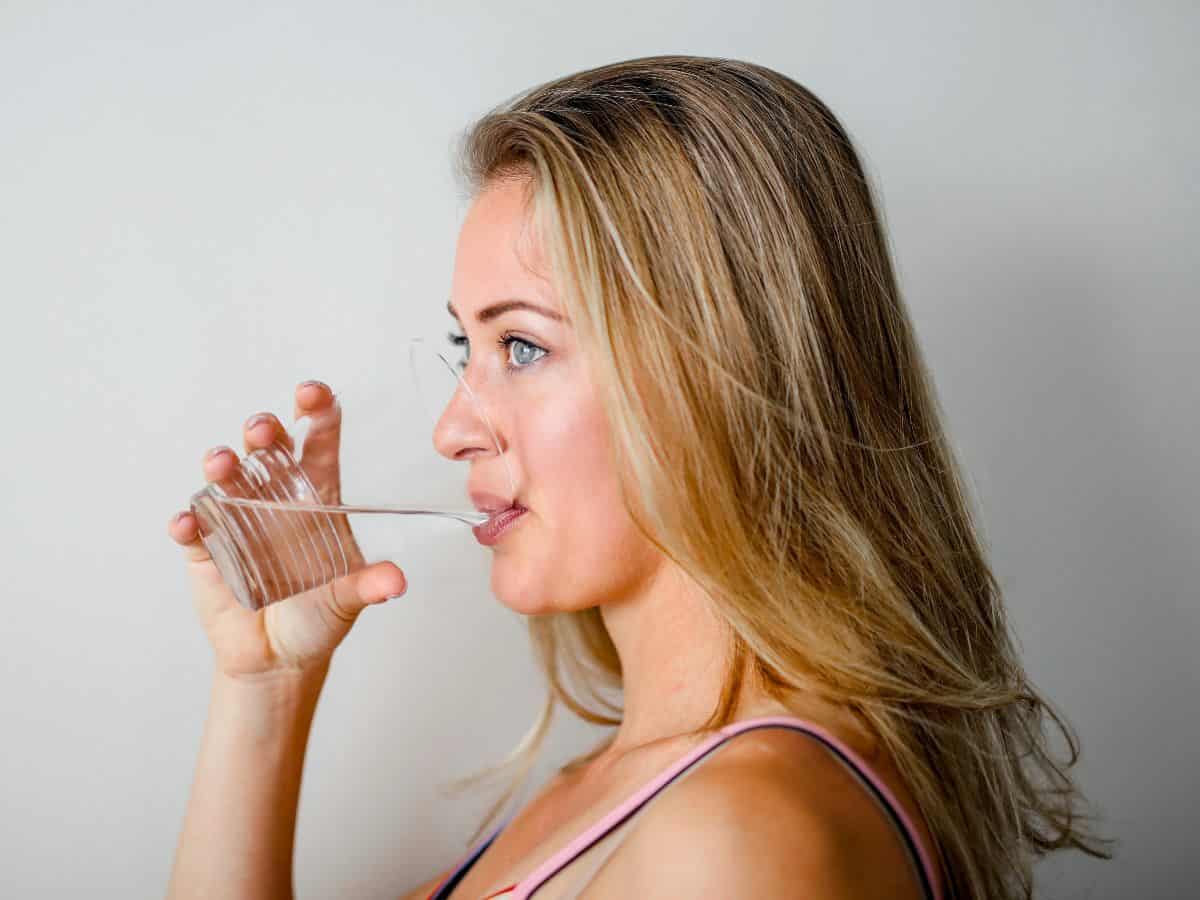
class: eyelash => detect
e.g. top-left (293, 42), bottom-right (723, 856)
top-left (446, 329), bottom-right (548, 373)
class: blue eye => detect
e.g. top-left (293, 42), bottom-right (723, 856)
top-left (503, 335), bottom-right (547, 370)
top-left (445, 330), bottom-right (548, 373)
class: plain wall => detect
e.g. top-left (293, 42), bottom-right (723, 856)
top-left (1, 2), bottom-right (1194, 897)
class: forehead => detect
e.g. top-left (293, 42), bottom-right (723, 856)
top-left (453, 179), bottom-right (552, 297)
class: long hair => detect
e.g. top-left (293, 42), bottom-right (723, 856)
top-left (440, 54), bottom-right (1114, 899)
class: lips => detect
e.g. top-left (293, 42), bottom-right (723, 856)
top-left (471, 503), bottom-right (528, 545)
top-left (469, 489), bottom-right (524, 518)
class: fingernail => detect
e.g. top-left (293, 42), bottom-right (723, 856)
top-left (205, 445), bottom-right (229, 460)
top-left (300, 380), bottom-right (328, 392)
top-left (244, 413), bottom-right (272, 430)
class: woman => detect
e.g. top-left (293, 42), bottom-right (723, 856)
top-left (165, 56), bottom-right (1112, 899)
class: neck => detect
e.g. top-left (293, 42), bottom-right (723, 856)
top-left (598, 561), bottom-right (767, 758)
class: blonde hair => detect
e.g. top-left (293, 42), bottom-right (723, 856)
top-left (441, 55), bottom-right (1114, 898)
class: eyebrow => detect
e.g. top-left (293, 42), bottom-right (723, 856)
top-left (447, 298), bottom-right (565, 324)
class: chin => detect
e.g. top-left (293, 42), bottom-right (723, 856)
top-left (489, 565), bottom-right (601, 617)
top-left (493, 592), bottom-right (574, 617)
top-left (490, 563), bottom-right (546, 616)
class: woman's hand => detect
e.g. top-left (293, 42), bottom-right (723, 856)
top-left (166, 380), bottom-right (408, 681)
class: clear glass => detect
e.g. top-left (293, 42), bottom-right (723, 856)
top-left (188, 336), bottom-right (511, 612)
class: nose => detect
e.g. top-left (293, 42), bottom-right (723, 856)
top-left (432, 374), bottom-right (507, 465)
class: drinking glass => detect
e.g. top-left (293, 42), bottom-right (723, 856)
top-left (188, 336), bottom-right (511, 612)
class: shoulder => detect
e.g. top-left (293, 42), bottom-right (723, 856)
top-left (598, 727), bottom-right (921, 899)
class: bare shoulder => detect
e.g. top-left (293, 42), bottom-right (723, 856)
top-left (589, 728), bottom-right (925, 899)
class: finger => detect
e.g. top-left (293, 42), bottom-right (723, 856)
top-left (168, 507), bottom-right (242, 626)
top-left (292, 381), bottom-right (343, 504)
top-left (196, 446), bottom-right (292, 597)
top-left (323, 561), bottom-right (407, 622)
top-left (202, 445), bottom-right (238, 482)
top-left (243, 411), bottom-right (295, 456)
top-left (293, 379), bottom-right (332, 422)
top-left (166, 510), bottom-right (212, 565)
top-left (261, 560), bottom-right (406, 668)
top-left (355, 560), bottom-right (408, 605)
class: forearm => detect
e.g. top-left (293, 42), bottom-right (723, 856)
top-left (166, 663), bottom-right (330, 900)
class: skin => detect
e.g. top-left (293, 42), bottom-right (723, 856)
top-left (161, 178), bottom-right (775, 735)
top-left (166, 175), bottom-right (932, 900)
top-left (166, 382), bottom-right (406, 678)
top-left (426, 177), bottom-right (929, 898)
top-left (436, 176), bottom-right (788, 757)
top-left (164, 175), bottom-right (772, 747)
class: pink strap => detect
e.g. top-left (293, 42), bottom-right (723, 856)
top-left (511, 714), bottom-right (942, 900)
top-left (718, 716), bottom-right (944, 900)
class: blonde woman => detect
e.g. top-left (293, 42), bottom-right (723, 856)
top-left (166, 55), bottom-right (1113, 899)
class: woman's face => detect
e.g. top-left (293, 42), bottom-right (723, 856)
top-left (434, 177), bottom-right (661, 615)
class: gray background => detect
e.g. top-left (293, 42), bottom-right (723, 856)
top-left (1, 2), bottom-right (1194, 897)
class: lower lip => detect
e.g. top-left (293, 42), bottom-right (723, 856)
top-left (472, 505), bottom-right (528, 546)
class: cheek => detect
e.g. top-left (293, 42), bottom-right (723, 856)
top-left (498, 383), bottom-right (659, 610)
top-left (529, 393), bottom-right (628, 546)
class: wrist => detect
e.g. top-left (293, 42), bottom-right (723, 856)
top-left (215, 658), bottom-right (331, 693)
top-left (210, 662), bottom-right (330, 742)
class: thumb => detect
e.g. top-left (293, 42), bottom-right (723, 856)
top-left (263, 561), bottom-right (408, 669)
top-left (306, 561), bottom-right (407, 635)
top-left (326, 561), bottom-right (407, 619)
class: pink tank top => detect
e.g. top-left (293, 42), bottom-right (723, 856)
top-left (426, 714), bottom-right (944, 900)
